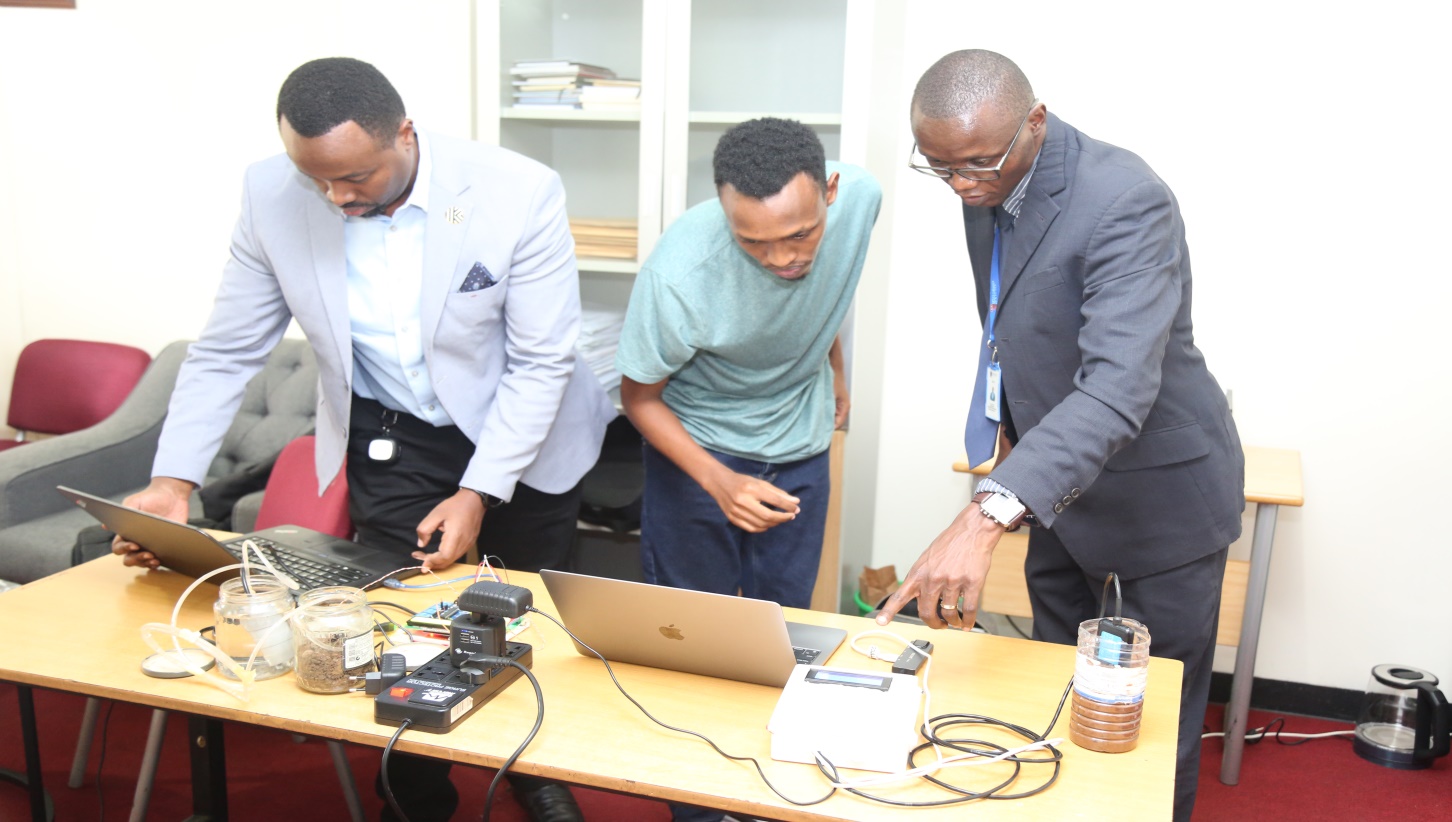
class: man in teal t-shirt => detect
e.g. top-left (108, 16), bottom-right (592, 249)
top-left (617, 118), bottom-right (880, 611)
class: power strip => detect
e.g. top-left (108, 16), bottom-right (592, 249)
top-left (373, 641), bottom-right (532, 733)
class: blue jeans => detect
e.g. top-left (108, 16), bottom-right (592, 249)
top-left (640, 442), bottom-right (828, 610)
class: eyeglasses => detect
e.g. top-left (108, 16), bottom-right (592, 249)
top-left (909, 101), bottom-right (1039, 182)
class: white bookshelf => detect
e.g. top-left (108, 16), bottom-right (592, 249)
top-left (475, 0), bottom-right (866, 272)
top-left (576, 258), bottom-right (641, 275)
top-left (662, 0), bottom-right (855, 220)
top-left (476, 0), bottom-right (663, 264)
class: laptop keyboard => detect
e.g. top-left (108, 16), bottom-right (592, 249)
top-left (793, 646), bottom-right (819, 665)
top-left (225, 537), bottom-right (373, 590)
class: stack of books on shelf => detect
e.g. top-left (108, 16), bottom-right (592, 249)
top-left (579, 302), bottom-right (626, 393)
top-left (570, 217), bottom-right (638, 260)
top-left (510, 59), bottom-right (640, 113)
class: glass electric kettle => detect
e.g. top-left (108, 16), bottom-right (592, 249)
top-left (1352, 664), bottom-right (1450, 770)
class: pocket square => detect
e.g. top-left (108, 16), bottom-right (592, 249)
top-left (460, 262), bottom-right (498, 293)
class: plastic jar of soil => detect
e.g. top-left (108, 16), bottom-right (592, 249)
top-left (213, 577), bottom-right (295, 681)
top-left (292, 586), bottom-right (376, 694)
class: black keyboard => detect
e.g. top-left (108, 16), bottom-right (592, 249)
top-left (793, 646), bottom-right (820, 665)
top-left (225, 537), bottom-right (372, 590)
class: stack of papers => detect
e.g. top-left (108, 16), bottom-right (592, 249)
top-left (570, 218), bottom-right (637, 260)
top-left (509, 60), bottom-right (640, 113)
top-left (579, 302), bottom-right (627, 392)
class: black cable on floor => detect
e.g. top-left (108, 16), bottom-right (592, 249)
top-left (481, 660), bottom-right (544, 822)
top-left (381, 718), bottom-right (415, 822)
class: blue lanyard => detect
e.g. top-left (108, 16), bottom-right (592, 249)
top-left (987, 224), bottom-right (1002, 351)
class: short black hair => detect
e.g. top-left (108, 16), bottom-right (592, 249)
top-left (912, 49), bottom-right (1034, 122)
top-left (713, 118), bottom-right (827, 199)
top-left (276, 57), bottom-right (405, 143)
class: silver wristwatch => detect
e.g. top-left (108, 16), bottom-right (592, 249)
top-left (974, 491), bottom-right (1027, 530)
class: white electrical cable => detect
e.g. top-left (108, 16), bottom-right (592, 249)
top-left (145, 557), bottom-right (294, 702)
top-left (838, 628), bottom-right (1065, 792)
top-left (1201, 729), bottom-right (1355, 740)
top-left (817, 737), bottom-right (1066, 789)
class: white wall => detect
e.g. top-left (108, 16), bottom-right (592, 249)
top-left (845, 0), bottom-right (1452, 691)
top-left (0, 0), bottom-right (473, 418)
top-left (2, 1), bottom-right (1448, 693)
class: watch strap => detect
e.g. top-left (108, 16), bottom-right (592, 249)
top-left (464, 487), bottom-right (506, 509)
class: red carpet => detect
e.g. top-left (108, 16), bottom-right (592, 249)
top-left (3, 684), bottom-right (1448, 820)
top-left (0, 684), bottom-right (670, 821)
top-left (1196, 702), bottom-right (1450, 820)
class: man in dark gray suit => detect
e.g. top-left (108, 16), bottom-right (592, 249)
top-left (877, 50), bottom-right (1244, 820)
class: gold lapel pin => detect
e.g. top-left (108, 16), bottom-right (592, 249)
top-left (444, 206), bottom-right (465, 225)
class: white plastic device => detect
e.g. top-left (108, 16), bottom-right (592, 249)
top-left (767, 665), bottom-right (923, 774)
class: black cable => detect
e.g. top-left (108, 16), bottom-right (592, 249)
top-left (533, 603), bottom-right (1068, 809)
top-left (527, 606), bottom-right (835, 808)
top-left (815, 677), bottom-right (1070, 807)
top-left (1003, 614), bottom-right (1032, 639)
top-left (95, 700), bottom-right (116, 822)
top-left (1241, 717), bottom-right (1355, 747)
top-left (481, 660), bottom-right (544, 822)
top-left (381, 718), bottom-right (415, 822)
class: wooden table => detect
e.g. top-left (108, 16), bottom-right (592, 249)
top-left (953, 444), bottom-right (1304, 786)
top-left (2, 558), bottom-right (1182, 821)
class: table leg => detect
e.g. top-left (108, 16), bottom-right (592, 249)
top-left (0, 685), bottom-right (53, 821)
top-left (184, 715), bottom-right (227, 822)
top-left (1220, 502), bottom-right (1280, 785)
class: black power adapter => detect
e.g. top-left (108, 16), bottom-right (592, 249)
top-left (892, 639), bottom-right (934, 675)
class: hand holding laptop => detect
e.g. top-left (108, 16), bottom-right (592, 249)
top-left (111, 477), bottom-right (197, 569)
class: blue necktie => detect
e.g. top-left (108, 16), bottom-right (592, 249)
top-left (965, 219), bottom-right (1007, 468)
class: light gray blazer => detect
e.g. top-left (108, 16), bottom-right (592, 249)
top-left (153, 131), bottom-right (616, 499)
top-left (969, 113), bottom-right (1244, 578)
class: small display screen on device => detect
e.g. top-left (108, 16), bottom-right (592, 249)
top-left (805, 669), bottom-right (892, 690)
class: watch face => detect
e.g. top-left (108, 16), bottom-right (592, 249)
top-left (982, 493), bottom-right (1025, 525)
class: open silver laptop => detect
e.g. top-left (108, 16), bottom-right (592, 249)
top-left (58, 485), bottom-right (417, 591)
top-left (540, 569), bottom-right (848, 688)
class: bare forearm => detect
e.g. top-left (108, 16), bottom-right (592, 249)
top-left (620, 378), bottom-right (729, 491)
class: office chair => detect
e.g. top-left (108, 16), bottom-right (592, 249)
top-left (0, 339), bottom-right (151, 452)
top-left (68, 436), bottom-right (363, 822)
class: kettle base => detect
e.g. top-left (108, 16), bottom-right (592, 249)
top-left (1353, 732), bottom-right (1434, 770)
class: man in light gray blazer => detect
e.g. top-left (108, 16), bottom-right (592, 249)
top-left (113, 57), bottom-right (608, 822)
top-left (878, 50), bottom-right (1244, 821)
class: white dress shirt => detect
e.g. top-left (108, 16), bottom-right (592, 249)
top-left (344, 130), bottom-right (452, 426)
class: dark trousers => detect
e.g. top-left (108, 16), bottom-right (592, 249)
top-left (639, 441), bottom-right (828, 609)
top-left (349, 396), bottom-right (582, 821)
top-left (1024, 527), bottom-right (1226, 822)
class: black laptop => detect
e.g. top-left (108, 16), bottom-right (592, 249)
top-left (58, 485), bottom-right (417, 590)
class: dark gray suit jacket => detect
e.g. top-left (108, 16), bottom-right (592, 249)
top-left (968, 113), bottom-right (1244, 579)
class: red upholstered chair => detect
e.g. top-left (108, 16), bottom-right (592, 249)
top-left (1, 339), bottom-right (151, 452)
top-left (253, 435), bottom-right (352, 537)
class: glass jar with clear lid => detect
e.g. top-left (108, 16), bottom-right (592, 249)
top-left (292, 586), bottom-right (377, 694)
top-left (213, 576), bottom-right (296, 681)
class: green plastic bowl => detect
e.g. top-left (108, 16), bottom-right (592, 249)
top-left (853, 589), bottom-right (874, 615)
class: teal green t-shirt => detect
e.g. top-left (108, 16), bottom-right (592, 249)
top-left (616, 162), bottom-right (881, 462)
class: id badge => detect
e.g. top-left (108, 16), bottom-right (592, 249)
top-left (984, 361), bottom-right (1002, 423)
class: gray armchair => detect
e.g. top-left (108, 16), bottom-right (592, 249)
top-left (0, 339), bottom-right (319, 583)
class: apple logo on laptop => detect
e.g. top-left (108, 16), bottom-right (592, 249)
top-left (659, 624), bottom-right (684, 641)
